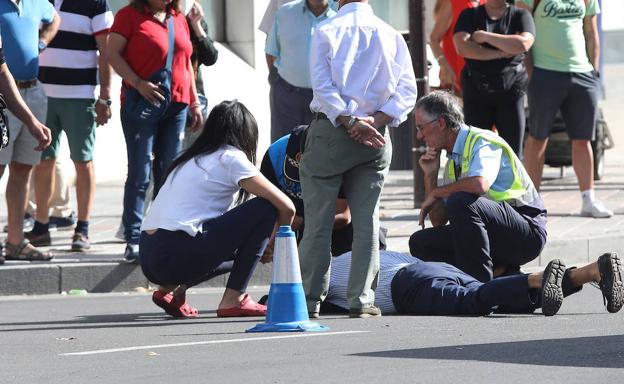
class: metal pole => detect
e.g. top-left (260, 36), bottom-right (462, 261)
top-left (409, 0), bottom-right (430, 208)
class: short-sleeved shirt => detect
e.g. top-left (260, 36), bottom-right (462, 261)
top-left (110, 5), bottom-right (194, 104)
top-left (523, 0), bottom-right (599, 73)
top-left (454, 5), bottom-right (535, 73)
top-left (0, 0), bottom-right (55, 80)
top-left (443, 125), bottom-right (547, 227)
top-left (141, 145), bottom-right (259, 236)
top-left (39, 0), bottom-right (114, 99)
top-left (258, 0), bottom-right (292, 35)
top-left (265, 0), bottom-right (335, 88)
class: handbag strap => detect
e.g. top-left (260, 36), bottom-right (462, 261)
top-left (165, 16), bottom-right (175, 72)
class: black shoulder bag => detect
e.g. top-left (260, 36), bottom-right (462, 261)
top-left (0, 94), bottom-right (10, 150)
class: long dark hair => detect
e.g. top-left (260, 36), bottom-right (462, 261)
top-left (164, 100), bottom-right (259, 203)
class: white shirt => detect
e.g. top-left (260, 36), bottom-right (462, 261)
top-left (326, 250), bottom-right (416, 314)
top-left (309, 2), bottom-right (417, 127)
top-left (258, 0), bottom-right (292, 35)
top-left (141, 146), bottom-right (259, 236)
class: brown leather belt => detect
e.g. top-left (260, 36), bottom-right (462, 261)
top-left (15, 79), bottom-right (37, 89)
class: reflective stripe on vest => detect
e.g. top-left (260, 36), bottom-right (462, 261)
top-left (446, 127), bottom-right (527, 202)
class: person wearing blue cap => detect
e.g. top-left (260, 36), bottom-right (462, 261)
top-left (139, 100), bottom-right (295, 318)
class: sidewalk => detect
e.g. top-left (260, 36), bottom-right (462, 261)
top-left (1, 64), bottom-right (623, 296)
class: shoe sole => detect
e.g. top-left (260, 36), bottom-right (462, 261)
top-left (599, 253), bottom-right (624, 313)
top-left (348, 313), bottom-right (381, 319)
top-left (542, 259), bottom-right (565, 316)
top-left (71, 245), bottom-right (90, 252)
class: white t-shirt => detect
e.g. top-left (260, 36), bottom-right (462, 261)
top-left (141, 146), bottom-right (259, 236)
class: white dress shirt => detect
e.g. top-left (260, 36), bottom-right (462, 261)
top-left (326, 250), bottom-right (416, 314)
top-left (309, 2), bottom-right (417, 127)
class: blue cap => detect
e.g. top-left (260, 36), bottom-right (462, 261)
top-left (276, 225), bottom-right (295, 238)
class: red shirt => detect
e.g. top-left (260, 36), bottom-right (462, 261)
top-left (442, 0), bottom-right (485, 91)
top-left (111, 6), bottom-right (194, 104)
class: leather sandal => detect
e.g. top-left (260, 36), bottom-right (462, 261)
top-left (5, 239), bottom-right (53, 261)
top-left (216, 293), bottom-right (267, 317)
top-left (152, 291), bottom-right (198, 318)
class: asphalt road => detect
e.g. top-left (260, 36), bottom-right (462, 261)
top-left (1, 286), bottom-right (623, 384)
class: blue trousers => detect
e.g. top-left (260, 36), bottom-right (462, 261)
top-left (139, 198), bottom-right (276, 291)
top-left (120, 102), bottom-right (187, 244)
top-left (409, 192), bottom-right (547, 282)
top-left (269, 73), bottom-right (314, 142)
top-left (391, 259), bottom-right (582, 316)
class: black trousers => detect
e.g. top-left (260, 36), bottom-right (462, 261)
top-left (461, 68), bottom-right (527, 158)
top-left (409, 192), bottom-right (546, 282)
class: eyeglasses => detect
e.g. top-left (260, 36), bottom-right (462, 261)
top-left (415, 117), bottom-right (439, 133)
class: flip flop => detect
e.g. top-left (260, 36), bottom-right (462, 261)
top-left (216, 293), bottom-right (267, 317)
top-left (152, 291), bottom-right (198, 318)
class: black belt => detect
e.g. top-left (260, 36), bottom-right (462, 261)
top-left (15, 79), bottom-right (37, 89)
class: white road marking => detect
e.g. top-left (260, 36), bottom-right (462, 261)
top-left (60, 330), bottom-right (369, 356)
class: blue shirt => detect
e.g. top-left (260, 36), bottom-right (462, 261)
top-left (445, 125), bottom-right (514, 194)
top-left (0, 0), bottom-right (55, 80)
top-left (265, 0), bottom-right (335, 88)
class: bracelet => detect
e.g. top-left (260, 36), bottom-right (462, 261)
top-left (347, 116), bottom-right (358, 129)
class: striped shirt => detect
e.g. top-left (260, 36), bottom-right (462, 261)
top-left (326, 251), bottom-right (416, 314)
top-left (39, 0), bottom-right (113, 99)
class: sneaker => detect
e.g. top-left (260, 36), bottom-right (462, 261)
top-left (124, 243), bottom-right (140, 263)
top-left (71, 232), bottom-right (91, 252)
top-left (541, 259), bottom-right (566, 316)
top-left (3, 213), bottom-right (35, 233)
top-left (581, 200), bottom-right (613, 218)
top-left (49, 211), bottom-right (77, 230)
top-left (597, 252), bottom-right (624, 313)
top-left (349, 304), bottom-right (382, 318)
top-left (24, 230), bottom-right (51, 247)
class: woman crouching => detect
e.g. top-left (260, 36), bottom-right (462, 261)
top-left (140, 100), bottom-right (295, 318)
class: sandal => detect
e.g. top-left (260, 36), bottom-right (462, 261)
top-left (217, 293), bottom-right (267, 317)
top-left (5, 239), bottom-right (53, 261)
top-left (152, 291), bottom-right (198, 318)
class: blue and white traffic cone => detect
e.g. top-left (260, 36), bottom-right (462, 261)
top-left (247, 225), bottom-right (328, 332)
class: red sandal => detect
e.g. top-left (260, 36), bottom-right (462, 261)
top-left (152, 291), bottom-right (198, 318)
top-left (216, 293), bottom-right (267, 317)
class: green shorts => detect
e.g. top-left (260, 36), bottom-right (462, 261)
top-left (42, 98), bottom-right (96, 162)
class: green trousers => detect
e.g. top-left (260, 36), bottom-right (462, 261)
top-left (299, 116), bottom-right (392, 312)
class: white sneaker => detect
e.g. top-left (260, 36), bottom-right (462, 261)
top-left (581, 200), bottom-right (613, 218)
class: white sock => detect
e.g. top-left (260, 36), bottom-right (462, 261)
top-left (581, 189), bottom-right (595, 204)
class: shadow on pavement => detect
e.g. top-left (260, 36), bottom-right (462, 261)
top-left (351, 334), bottom-right (624, 368)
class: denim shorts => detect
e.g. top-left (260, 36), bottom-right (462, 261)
top-left (528, 67), bottom-right (600, 141)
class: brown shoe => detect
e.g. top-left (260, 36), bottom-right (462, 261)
top-left (349, 304), bottom-right (382, 318)
top-left (24, 230), bottom-right (51, 247)
top-left (71, 232), bottom-right (91, 252)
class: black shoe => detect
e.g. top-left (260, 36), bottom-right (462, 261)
top-left (124, 243), bottom-right (140, 263)
top-left (24, 230), bottom-right (51, 247)
top-left (597, 252), bottom-right (624, 313)
top-left (49, 212), bottom-right (76, 231)
top-left (541, 259), bottom-right (565, 316)
top-left (349, 304), bottom-right (382, 318)
top-left (71, 232), bottom-right (91, 252)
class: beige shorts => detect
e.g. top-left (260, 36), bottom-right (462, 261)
top-left (0, 81), bottom-right (47, 166)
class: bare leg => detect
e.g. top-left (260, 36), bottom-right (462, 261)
top-left (523, 136), bottom-right (549, 190)
top-left (218, 288), bottom-right (247, 309)
top-left (74, 160), bottom-right (95, 222)
top-left (571, 139), bottom-right (594, 192)
top-left (568, 262), bottom-right (600, 287)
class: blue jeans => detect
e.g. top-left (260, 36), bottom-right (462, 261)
top-left (120, 102), bottom-right (187, 244)
top-left (139, 198), bottom-right (277, 291)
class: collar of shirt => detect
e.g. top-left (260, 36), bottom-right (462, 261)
top-left (336, 1), bottom-right (373, 16)
top-left (448, 124), bottom-right (470, 164)
top-left (302, 1), bottom-right (334, 18)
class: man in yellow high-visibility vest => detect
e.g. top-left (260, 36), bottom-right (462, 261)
top-left (410, 91), bottom-right (546, 283)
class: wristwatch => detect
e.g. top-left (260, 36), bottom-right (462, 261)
top-left (97, 98), bottom-right (112, 107)
top-left (38, 40), bottom-right (47, 53)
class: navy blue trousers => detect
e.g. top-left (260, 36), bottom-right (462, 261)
top-left (139, 198), bottom-right (276, 291)
top-left (391, 259), bottom-right (582, 316)
top-left (409, 192), bottom-right (547, 282)
top-left (269, 73), bottom-right (314, 142)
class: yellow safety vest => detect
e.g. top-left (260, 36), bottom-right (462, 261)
top-left (445, 127), bottom-right (536, 205)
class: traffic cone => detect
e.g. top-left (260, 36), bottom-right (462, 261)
top-left (247, 225), bottom-right (328, 332)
